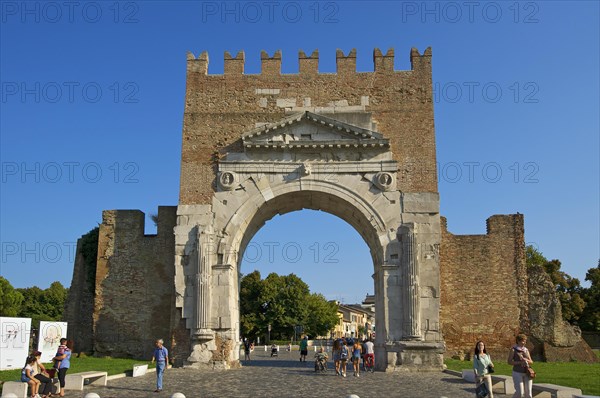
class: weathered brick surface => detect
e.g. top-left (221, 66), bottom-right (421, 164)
top-left (63, 235), bottom-right (96, 354)
top-left (440, 214), bottom-right (525, 360)
top-left (92, 206), bottom-right (177, 359)
top-left (180, 48), bottom-right (438, 205)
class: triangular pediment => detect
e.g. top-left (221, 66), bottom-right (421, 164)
top-left (242, 111), bottom-right (389, 150)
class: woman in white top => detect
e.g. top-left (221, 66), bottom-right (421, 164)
top-left (21, 355), bottom-right (42, 398)
top-left (473, 340), bottom-right (494, 398)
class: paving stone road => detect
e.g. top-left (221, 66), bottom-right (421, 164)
top-left (83, 350), bottom-right (482, 398)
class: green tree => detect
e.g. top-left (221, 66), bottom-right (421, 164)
top-left (0, 276), bottom-right (24, 317)
top-left (17, 282), bottom-right (68, 329)
top-left (526, 245), bottom-right (585, 324)
top-left (579, 262), bottom-right (600, 331)
top-left (526, 245), bottom-right (547, 267)
top-left (257, 273), bottom-right (309, 340)
top-left (43, 282), bottom-right (68, 319)
top-left (239, 270), bottom-right (264, 339)
top-left (304, 293), bottom-right (339, 337)
top-left (239, 271), bottom-right (339, 341)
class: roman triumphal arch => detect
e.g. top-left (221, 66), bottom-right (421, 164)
top-left (68, 47), bottom-right (593, 368)
top-left (167, 47), bottom-right (445, 371)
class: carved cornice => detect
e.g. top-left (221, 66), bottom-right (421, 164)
top-left (219, 160), bottom-right (397, 174)
top-left (242, 111), bottom-right (389, 149)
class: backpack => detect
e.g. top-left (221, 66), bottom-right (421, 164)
top-left (340, 346), bottom-right (348, 359)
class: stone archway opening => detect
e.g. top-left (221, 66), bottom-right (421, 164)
top-left (239, 208), bottom-right (373, 306)
top-left (238, 191), bottom-right (383, 271)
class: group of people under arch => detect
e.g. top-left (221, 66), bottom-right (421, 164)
top-left (319, 337), bottom-right (374, 377)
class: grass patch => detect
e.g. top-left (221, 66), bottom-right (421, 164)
top-left (1, 357), bottom-right (154, 386)
top-left (445, 358), bottom-right (600, 396)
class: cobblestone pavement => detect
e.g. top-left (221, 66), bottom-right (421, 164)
top-left (83, 351), bottom-right (481, 398)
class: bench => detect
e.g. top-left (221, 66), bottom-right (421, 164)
top-left (64, 371), bottom-right (108, 391)
top-left (1, 381), bottom-right (27, 398)
top-left (461, 369), bottom-right (515, 395)
top-left (132, 364), bottom-right (148, 377)
top-left (491, 374), bottom-right (516, 395)
top-left (532, 383), bottom-right (582, 398)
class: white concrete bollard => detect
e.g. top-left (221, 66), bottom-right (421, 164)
top-left (3, 394), bottom-right (18, 398)
top-left (84, 394), bottom-right (101, 398)
top-left (171, 393), bottom-right (186, 398)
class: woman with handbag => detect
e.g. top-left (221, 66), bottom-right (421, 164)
top-left (473, 341), bottom-right (494, 398)
top-left (507, 334), bottom-right (534, 398)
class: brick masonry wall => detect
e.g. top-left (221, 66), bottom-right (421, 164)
top-left (440, 214), bottom-right (525, 360)
top-left (180, 48), bottom-right (438, 205)
top-left (63, 234), bottom-right (96, 354)
top-left (93, 206), bottom-right (177, 359)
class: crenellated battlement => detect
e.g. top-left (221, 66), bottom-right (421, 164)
top-left (224, 50), bottom-right (244, 74)
top-left (261, 50), bottom-right (282, 75)
top-left (299, 49), bottom-right (319, 74)
top-left (186, 47), bottom-right (432, 75)
top-left (181, 45), bottom-right (438, 203)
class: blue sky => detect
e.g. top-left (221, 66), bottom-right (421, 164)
top-left (1, 1), bottom-right (598, 304)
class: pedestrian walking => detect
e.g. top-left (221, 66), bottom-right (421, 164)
top-left (508, 334), bottom-right (534, 398)
top-left (243, 338), bottom-right (251, 361)
top-left (299, 336), bottom-right (308, 362)
top-left (352, 340), bottom-right (362, 377)
top-left (151, 339), bottom-right (169, 393)
top-left (339, 340), bottom-right (349, 377)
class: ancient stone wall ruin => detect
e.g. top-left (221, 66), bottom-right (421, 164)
top-left (527, 264), bottom-right (597, 362)
top-left (91, 207), bottom-right (176, 359)
top-left (63, 229), bottom-right (98, 354)
top-left (440, 214), bottom-right (596, 362)
top-left (440, 214), bottom-right (526, 360)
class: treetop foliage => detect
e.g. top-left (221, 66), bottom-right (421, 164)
top-left (240, 271), bottom-right (339, 341)
top-left (0, 277), bottom-right (68, 329)
top-left (526, 245), bottom-right (599, 331)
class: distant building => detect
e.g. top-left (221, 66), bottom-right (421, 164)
top-left (332, 302), bottom-right (374, 340)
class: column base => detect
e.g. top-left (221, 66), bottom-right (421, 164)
top-left (183, 360), bottom-right (241, 370)
top-left (194, 328), bottom-right (215, 340)
top-left (185, 333), bottom-right (242, 370)
top-left (186, 340), bottom-right (213, 365)
top-left (384, 340), bottom-right (445, 372)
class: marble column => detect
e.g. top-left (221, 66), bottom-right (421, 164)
top-left (194, 227), bottom-right (215, 340)
top-left (400, 224), bottom-right (421, 340)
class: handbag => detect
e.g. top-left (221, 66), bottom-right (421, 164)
top-left (476, 382), bottom-right (490, 398)
top-left (526, 366), bottom-right (536, 379)
top-left (487, 364), bottom-right (495, 373)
